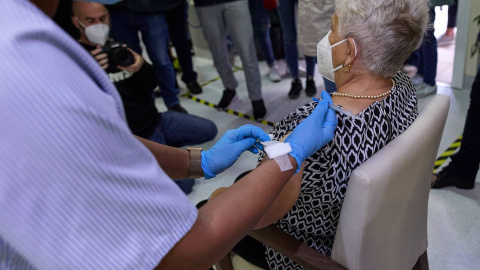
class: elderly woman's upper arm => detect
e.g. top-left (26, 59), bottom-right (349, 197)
top-left (254, 132), bottom-right (304, 230)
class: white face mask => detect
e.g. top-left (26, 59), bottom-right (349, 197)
top-left (76, 18), bottom-right (110, 46)
top-left (317, 30), bottom-right (357, 82)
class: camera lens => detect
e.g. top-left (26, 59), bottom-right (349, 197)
top-left (112, 47), bottom-right (135, 67)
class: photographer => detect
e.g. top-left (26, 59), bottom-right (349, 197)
top-left (71, 2), bottom-right (218, 193)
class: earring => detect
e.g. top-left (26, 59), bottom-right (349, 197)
top-left (342, 63), bottom-right (351, 72)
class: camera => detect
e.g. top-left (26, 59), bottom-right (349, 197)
top-left (102, 42), bottom-right (135, 67)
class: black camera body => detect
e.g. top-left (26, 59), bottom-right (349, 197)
top-left (102, 42), bottom-right (135, 67)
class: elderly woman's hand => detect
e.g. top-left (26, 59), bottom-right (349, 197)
top-left (286, 91), bottom-right (337, 172)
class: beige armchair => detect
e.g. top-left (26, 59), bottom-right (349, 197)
top-left (215, 94), bottom-right (450, 270)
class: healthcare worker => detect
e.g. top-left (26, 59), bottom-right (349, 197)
top-left (0, 0), bottom-right (337, 269)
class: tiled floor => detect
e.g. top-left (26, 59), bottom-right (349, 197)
top-left (154, 53), bottom-right (480, 269)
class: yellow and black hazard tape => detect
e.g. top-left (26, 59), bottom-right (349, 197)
top-left (186, 94), bottom-right (276, 127)
top-left (433, 135), bottom-right (462, 173)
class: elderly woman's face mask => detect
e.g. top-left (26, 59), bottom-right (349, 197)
top-left (317, 30), bottom-right (357, 82)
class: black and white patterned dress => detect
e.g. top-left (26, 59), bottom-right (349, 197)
top-left (259, 72), bottom-right (418, 270)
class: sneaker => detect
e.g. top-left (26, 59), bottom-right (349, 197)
top-left (416, 82), bottom-right (437, 98)
top-left (306, 77), bottom-right (317, 97)
top-left (187, 81), bottom-right (202, 95)
top-left (168, 104), bottom-right (188, 114)
top-left (437, 34), bottom-right (455, 47)
top-left (268, 65), bottom-right (282, 83)
top-left (401, 64), bottom-right (418, 78)
top-left (411, 74), bottom-right (423, 86)
top-left (252, 99), bottom-right (267, 120)
top-left (217, 89), bottom-right (237, 110)
top-left (433, 166), bottom-right (475, 189)
top-left (288, 78), bottom-right (303, 99)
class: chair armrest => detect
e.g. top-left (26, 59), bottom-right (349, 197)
top-left (249, 225), bottom-right (347, 270)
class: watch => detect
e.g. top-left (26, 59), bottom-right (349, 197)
top-left (187, 147), bottom-right (203, 178)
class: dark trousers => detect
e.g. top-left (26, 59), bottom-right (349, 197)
top-left (409, 8), bottom-right (437, 86)
top-left (447, 1), bottom-right (458, 28)
top-left (248, 0), bottom-right (276, 67)
top-left (449, 67), bottom-right (480, 183)
top-left (109, 7), bottom-right (180, 108)
top-left (165, 1), bottom-right (198, 84)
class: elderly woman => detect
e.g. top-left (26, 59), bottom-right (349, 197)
top-left (210, 0), bottom-right (430, 269)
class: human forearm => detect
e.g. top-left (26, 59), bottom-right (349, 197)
top-left (156, 156), bottom-right (298, 270)
top-left (135, 136), bottom-right (191, 179)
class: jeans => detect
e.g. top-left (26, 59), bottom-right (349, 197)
top-left (148, 111), bottom-right (218, 147)
top-left (196, 0), bottom-right (263, 101)
top-left (277, 0), bottom-right (315, 80)
top-left (248, 0), bottom-right (276, 67)
top-left (277, 0), bottom-right (299, 78)
top-left (409, 8), bottom-right (437, 86)
top-left (305, 55), bottom-right (315, 77)
top-left (448, 67), bottom-right (480, 183)
top-left (109, 8), bottom-right (180, 108)
top-left (165, 1), bottom-right (198, 84)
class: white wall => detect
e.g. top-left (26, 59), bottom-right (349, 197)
top-left (453, 0), bottom-right (480, 89)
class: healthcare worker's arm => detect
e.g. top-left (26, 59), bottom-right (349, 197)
top-left (207, 135), bottom-right (305, 230)
top-left (157, 92), bottom-right (337, 270)
top-left (136, 124), bottom-right (270, 180)
top-left (205, 92), bottom-right (336, 230)
top-left (135, 136), bottom-right (191, 180)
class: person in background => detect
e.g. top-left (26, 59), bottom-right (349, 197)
top-left (277, 0), bottom-right (318, 99)
top-left (194, 0), bottom-right (267, 120)
top-left (71, 1), bottom-right (218, 194)
top-left (408, 5), bottom-right (436, 97)
top-left (298, 0), bottom-right (337, 95)
top-left (410, 0), bottom-right (454, 98)
top-left (164, 0), bottom-right (203, 94)
top-left (438, 0), bottom-right (457, 47)
top-left (433, 65), bottom-right (480, 190)
top-left (249, 0), bottom-right (282, 83)
top-left (106, 1), bottom-right (189, 113)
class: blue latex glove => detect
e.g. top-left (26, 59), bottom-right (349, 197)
top-left (285, 91), bottom-right (338, 173)
top-left (201, 124), bottom-right (271, 179)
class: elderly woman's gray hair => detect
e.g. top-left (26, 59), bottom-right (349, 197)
top-left (335, 0), bottom-right (429, 77)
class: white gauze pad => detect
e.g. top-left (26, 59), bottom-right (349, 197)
top-left (263, 140), bottom-right (293, 172)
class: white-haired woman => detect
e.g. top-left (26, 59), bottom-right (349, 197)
top-left (211, 0), bottom-right (430, 269)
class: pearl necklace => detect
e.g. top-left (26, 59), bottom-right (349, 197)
top-left (331, 79), bottom-right (396, 100)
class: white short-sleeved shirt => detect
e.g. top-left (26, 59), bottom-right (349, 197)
top-left (0, 1), bottom-right (198, 269)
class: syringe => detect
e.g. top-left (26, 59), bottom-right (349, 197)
top-left (313, 97), bottom-right (364, 121)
